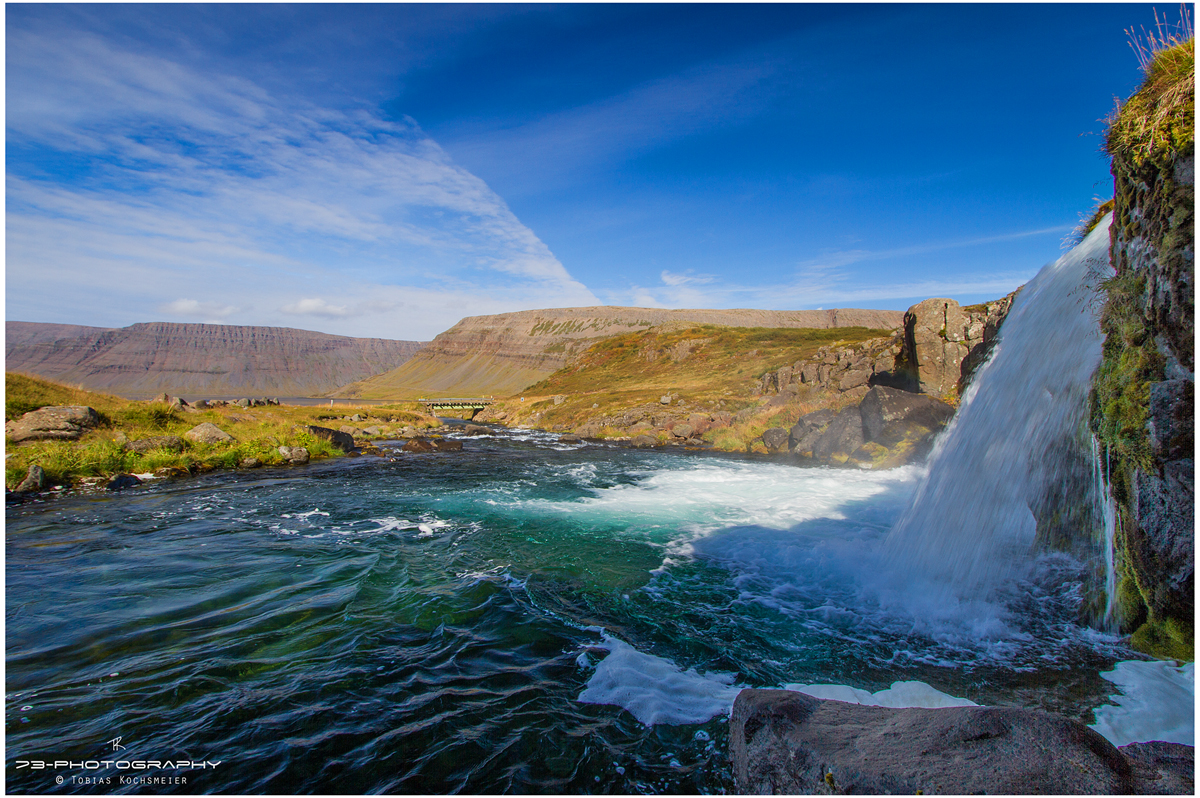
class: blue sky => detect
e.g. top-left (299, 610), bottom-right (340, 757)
top-left (6, 3), bottom-right (1168, 341)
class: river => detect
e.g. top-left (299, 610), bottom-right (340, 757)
top-left (3, 427), bottom-right (1172, 794)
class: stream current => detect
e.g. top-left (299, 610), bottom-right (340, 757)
top-left (5, 430), bottom-right (1144, 793)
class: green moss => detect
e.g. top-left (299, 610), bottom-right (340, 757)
top-left (1129, 616), bottom-right (1194, 661)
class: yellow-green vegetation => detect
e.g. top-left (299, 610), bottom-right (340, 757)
top-left (1106, 19), bottom-right (1193, 171)
top-left (5, 373), bottom-right (440, 489)
top-left (491, 324), bottom-right (889, 451)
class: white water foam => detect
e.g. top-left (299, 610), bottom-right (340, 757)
top-left (513, 458), bottom-right (921, 549)
top-left (1089, 660), bottom-right (1195, 747)
top-left (578, 636), bottom-right (980, 726)
top-left (783, 680), bottom-right (977, 708)
top-left (578, 636), bottom-right (742, 726)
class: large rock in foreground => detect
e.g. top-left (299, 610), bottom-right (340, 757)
top-left (6, 406), bottom-right (102, 442)
top-left (730, 688), bottom-right (1193, 795)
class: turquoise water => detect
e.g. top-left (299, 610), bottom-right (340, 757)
top-left (5, 428), bottom-right (1135, 794)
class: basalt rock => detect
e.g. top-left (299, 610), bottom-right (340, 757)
top-left (729, 688), bottom-right (1191, 795)
top-left (6, 406), bottom-right (102, 442)
top-left (761, 427), bottom-right (790, 452)
top-left (902, 293), bottom-right (1016, 400)
top-left (302, 425), bottom-right (355, 453)
top-left (790, 387), bottom-right (954, 468)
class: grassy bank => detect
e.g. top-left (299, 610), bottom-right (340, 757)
top-left (5, 373), bottom-right (442, 490)
top-left (482, 324), bottom-right (891, 451)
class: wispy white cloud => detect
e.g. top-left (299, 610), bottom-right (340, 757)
top-left (607, 225), bottom-right (1066, 310)
top-left (160, 299), bottom-right (241, 320)
top-left (6, 26), bottom-right (599, 340)
top-left (280, 298), bottom-right (352, 318)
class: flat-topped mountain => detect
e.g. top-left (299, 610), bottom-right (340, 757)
top-left (5, 321), bottom-right (426, 398)
top-left (336, 305), bottom-right (906, 399)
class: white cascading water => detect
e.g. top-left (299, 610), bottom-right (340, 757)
top-left (882, 216), bottom-right (1114, 605)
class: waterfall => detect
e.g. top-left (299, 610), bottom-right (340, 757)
top-left (882, 216), bottom-right (1114, 606)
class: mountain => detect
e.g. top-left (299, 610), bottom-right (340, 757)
top-left (335, 305), bottom-right (906, 399)
top-left (5, 321), bottom-right (426, 398)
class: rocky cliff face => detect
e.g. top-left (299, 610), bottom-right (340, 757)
top-left (6, 321), bottom-right (425, 398)
top-left (339, 305), bottom-right (906, 399)
top-left (1091, 36), bottom-right (1193, 658)
top-left (902, 293), bottom-right (1018, 399)
top-left (752, 291), bottom-right (1018, 404)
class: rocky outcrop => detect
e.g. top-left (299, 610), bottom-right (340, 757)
top-left (1091, 37), bottom-right (1193, 657)
top-left (754, 335), bottom-right (908, 400)
top-left (730, 688), bottom-right (1193, 795)
top-left (5, 321), bottom-right (424, 398)
top-left (788, 386), bottom-right (954, 468)
top-left (902, 293), bottom-right (1017, 400)
top-left (6, 406), bottom-right (102, 442)
top-left (336, 306), bottom-right (904, 400)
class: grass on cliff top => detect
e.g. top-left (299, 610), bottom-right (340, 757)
top-left (500, 324), bottom-right (891, 438)
top-left (1106, 12), bottom-right (1194, 168)
top-left (5, 372), bottom-right (440, 489)
top-left (528, 324), bottom-right (888, 397)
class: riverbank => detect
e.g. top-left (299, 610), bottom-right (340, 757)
top-left (4, 372), bottom-right (444, 492)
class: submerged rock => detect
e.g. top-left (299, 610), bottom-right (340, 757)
top-left (730, 688), bottom-right (1192, 795)
top-left (106, 473), bottom-right (142, 491)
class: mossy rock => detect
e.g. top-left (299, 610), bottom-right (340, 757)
top-left (1129, 616), bottom-right (1194, 661)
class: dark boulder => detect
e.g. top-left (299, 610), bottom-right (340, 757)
top-left (859, 385), bottom-right (954, 446)
top-left (106, 473), bottom-right (143, 491)
top-left (809, 406), bottom-right (864, 463)
top-left (789, 409), bottom-right (836, 452)
top-left (303, 425), bottom-right (355, 452)
top-left (730, 688), bottom-right (1187, 795)
top-left (432, 438), bottom-right (463, 452)
top-left (402, 437), bottom-right (436, 453)
top-left (463, 424), bottom-right (492, 436)
top-left (630, 434), bottom-right (658, 448)
top-left (762, 427), bottom-right (790, 452)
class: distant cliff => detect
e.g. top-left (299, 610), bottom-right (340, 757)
top-left (5, 321), bottom-right (426, 398)
top-left (335, 305), bottom-right (906, 399)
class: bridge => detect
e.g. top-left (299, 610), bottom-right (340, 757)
top-left (417, 397), bottom-right (496, 419)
